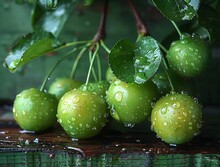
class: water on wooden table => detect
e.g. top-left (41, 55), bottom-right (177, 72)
top-left (0, 103), bottom-right (220, 166)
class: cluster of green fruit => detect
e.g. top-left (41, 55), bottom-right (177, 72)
top-left (13, 33), bottom-right (211, 145)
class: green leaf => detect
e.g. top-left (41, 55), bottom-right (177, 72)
top-left (3, 31), bottom-right (63, 73)
top-left (134, 36), bottom-right (162, 84)
top-left (198, 4), bottom-right (220, 41)
top-left (109, 37), bottom-right (163, 84)
top-left (152, 0), bottom-right (200, 21)
top-left (32, 0), bottom-right (74, 37)
top-left (109, 39), bottom-right (135, 83)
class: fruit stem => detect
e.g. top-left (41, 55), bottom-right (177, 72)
top-left (96, 53), bottom-right (102, 81)
top-left (158, 42), bottom-right (175, 92)
top-left (158, 42), bottom-right (168, 54)
top-left (90, 0), bottom-right (108, 51)
top-left (40, 48), bottom-right (80, 92)
top-left (70, 46), bottom-right (88, 79)
top-left (54, 40), bottom-right (92, 52)
top-left (171, 21), bottom-right (182, 37)
top-left (86, 43), bottom-right (100, 85)
top-left (127, 0), bottom-right (149, 36)
top-left (100, 40), bottom-right (110, 53)
top-left (89, 51), bottom-right (98, 82)
top-left (162, 58), bottom-right (175, 91)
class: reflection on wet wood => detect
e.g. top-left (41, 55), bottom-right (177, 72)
top-left (0, 105), bottom-right (220, 166)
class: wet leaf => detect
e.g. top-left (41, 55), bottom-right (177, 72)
top-left (109, 37), bottom-right (162, 84)
top-left (3, 31), bottom-right (63, 73)
top-left (32, 0), bottom-right (74, 37)
top-left (152, 0), bottom-right (200, 21)
top-left (109, 39), bottom-right (135, 83)
top-left (134, 36), bottom-right (162, 84)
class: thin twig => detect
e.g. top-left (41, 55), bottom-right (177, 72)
top-left (91, 0), bottom-right (109, 51)
top-left (127, 0), bottom-right (148, 36)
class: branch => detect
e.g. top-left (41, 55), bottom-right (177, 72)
top-left (92, 0), bottom-right (108, 45)
top-left (127, 0), bottom-right (149, 36)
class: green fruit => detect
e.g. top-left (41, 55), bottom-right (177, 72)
top-left (13, 88), bottom-right (58, 132)
top-left (57, 89), bottom-right (108, 139)
top-left (166, 35), bottom-right (211, 77)
top-left (151, 93), bottom-right (203, 144)
top-left (106, 79), bottom-right (158, 124)
top-left (78, 81), bottom-right (109, 97)
top-left (48, 78), bottom-right (82, 100)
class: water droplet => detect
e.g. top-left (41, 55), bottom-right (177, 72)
top-left (197, 123), bottom-right (202, 128)
top-left (92, 127), bottom-right (97, 131)
top-left (121, 148), bottom-right (127, 151)
top-left (164, 122), bottom-right (168, 126)
top-left (93, 117), bottom-right (98, 122)
top-left (183, 112), bottom-right (188, 117)
top-left (71, 138), bottom-right (78, 142)
top-left (33, 138), bottom-right (39, 144)
top-left (124, 123), bottom-right (135, 128)
top-left (172, 102), bottom-right (180, 109)
top-left (169, 143), bottom-right (177, 147)
top-left (62, 109), bottom-right (67, 114)
top-left (161, 107), bottom-right (167, 114)
top-left (73, 97), bottom-right (80, 103)
top-left (150, 125), bottom-right (154, 131)
top-left (114, 91), bottom-right (123, 102)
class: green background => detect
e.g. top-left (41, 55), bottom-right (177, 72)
top-left (0, 0), bottom-right (220, 105)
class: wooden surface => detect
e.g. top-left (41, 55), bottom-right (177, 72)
top-left (0, 104), bottom-right (220, 166)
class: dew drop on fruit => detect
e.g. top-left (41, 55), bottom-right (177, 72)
top-left (92, 127), bottom-right (97, 131)
top-left (183, 112), bottom-right (188, 117)
top-left (193, 97), bottom-right (199, 104)
top-left (62, 109), bottom-right (67, 114)
top-left (124, 123), bottom-right (135, 128)
top-left (161, 107), bottom-right (167, 114)
top-left (73, 97), bottom-right (80, 103)
top-left (86, 124), bottom-right (90, 128)
top-left (114, 91), bottom-right (123, 102)
top-left (58, 119), bottom-right (62, 123)
top-left (163, 122), bottom-right (168, 126)
top-left (93, 117), bottom-right (98, 122)
top-left (150, 125), bottom-right (154, 131)
top-left (197, 123), bottom-right (202, 129)
top-left (114, 80), bottom-right (121, 85)
top-left (172, 102), bottom-right (180, 109)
